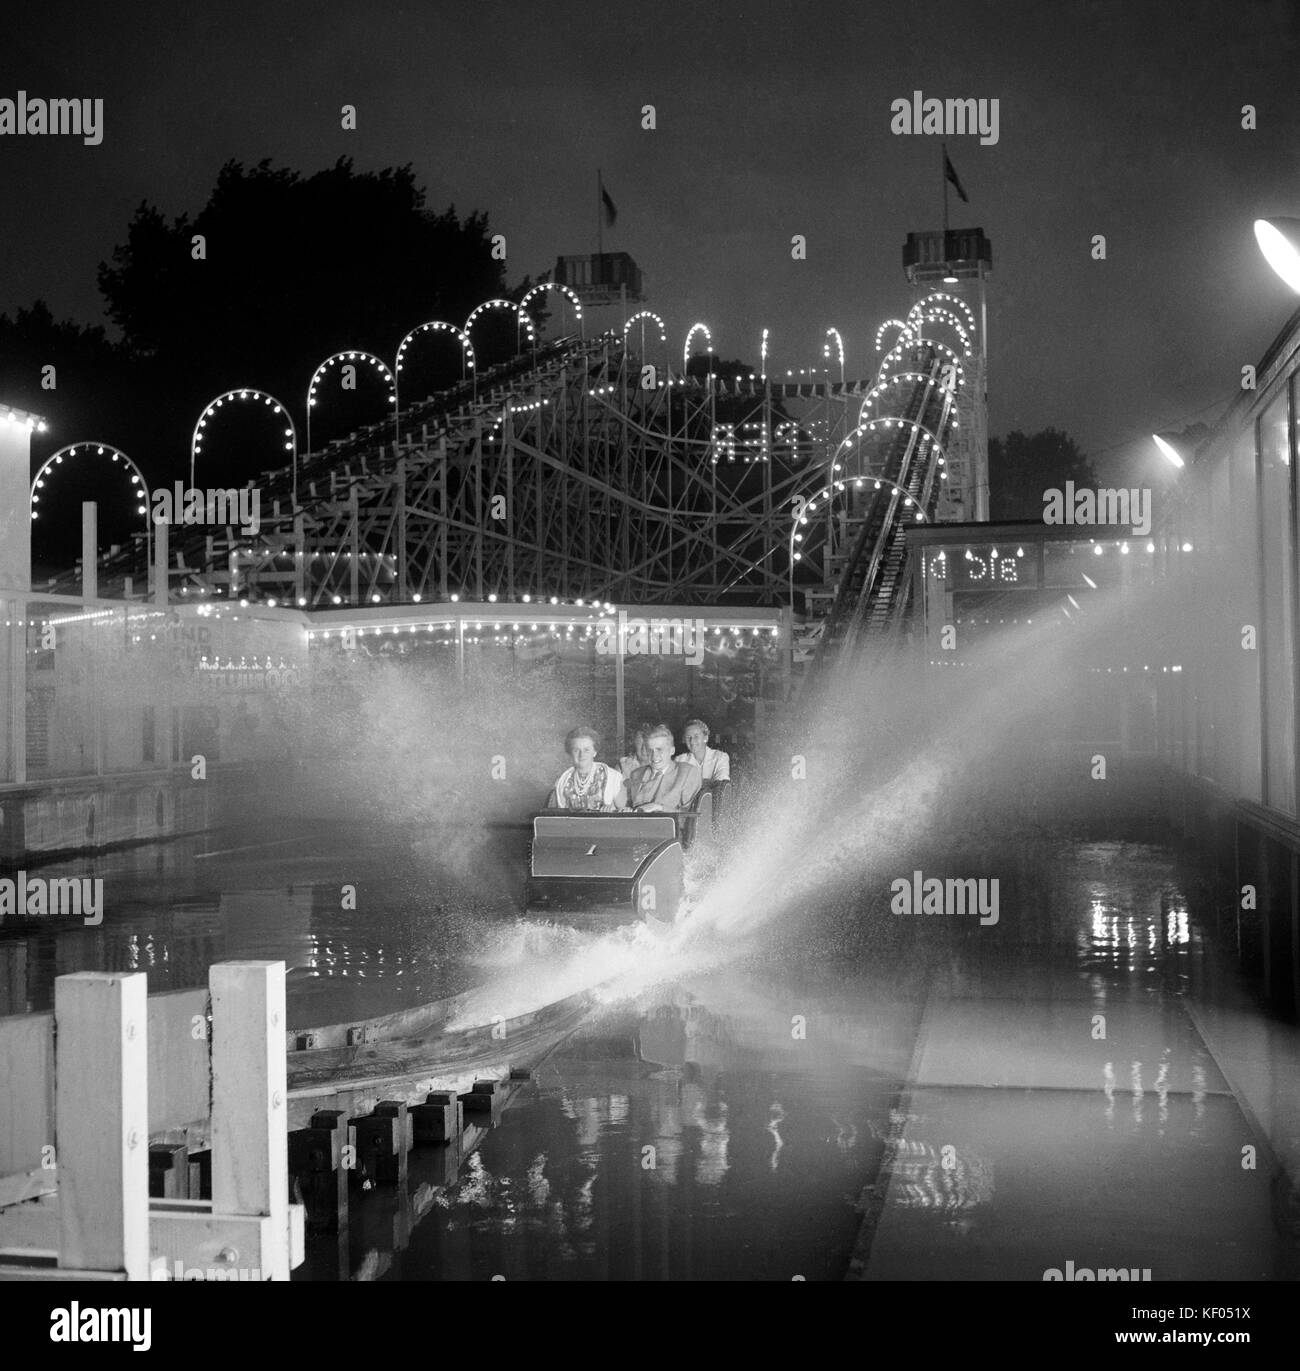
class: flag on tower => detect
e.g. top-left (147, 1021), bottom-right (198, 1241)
top-left (600, 176), bottom-right (618, 227)
top-left (944, 148), bottom-right (969, 203)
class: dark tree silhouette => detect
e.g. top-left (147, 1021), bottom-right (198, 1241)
top-left (0, 300), bottom-right (137, 436)
top-left (988, 427), bottom-right (1099, 520)
top-left (0, 302), bottom-right (155, 583)
top-left (96, 157), bottom-right (510, 426)
top-left (2, 157), bottom-right (535, 573)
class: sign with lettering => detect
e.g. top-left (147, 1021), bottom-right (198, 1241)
top-left (926, 547), bottom-right (1029, 588)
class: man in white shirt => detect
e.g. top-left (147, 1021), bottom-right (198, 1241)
top-left (676, 719), bottom-right (730, 781)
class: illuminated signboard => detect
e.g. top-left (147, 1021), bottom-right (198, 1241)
top-left (926, 546), bottom-right (1028, 588)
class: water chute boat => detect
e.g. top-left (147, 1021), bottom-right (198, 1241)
top-left (524, 782), bottom-right (726, 927)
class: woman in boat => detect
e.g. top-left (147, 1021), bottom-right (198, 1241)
top-left (550, 725), bottom-right (628, 811)
top-left (675, 718), bottom-right (731, 781)
top-left (619, 722), bottom-right (654, 778)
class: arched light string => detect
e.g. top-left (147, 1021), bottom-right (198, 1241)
top-left (623, 310), bottom-right (667, 347)
top-left (874, 319), bottom-right (915, 353)
top-left (857, 371), bottom-right (945, 425)
top-left (910, 337), bottom-right (967, 381)
top-left (30, 441), bottom-right (154, 586)
top-left (820, 417), bottom-right (953, 484)
top-left (786, 341), bottom-right (960, 571)
top-left (30, 442), bottom-right (149, 523)
top-left (95, 295), bottom-right (967, 604)
top-left (823, 327), bottom-right (846, 379)
top-left (464, 298), bottom-right (537, 347)
top-left (519, 282), bottom-right (584, 339)
top-left (915, 309), bottom-right (972, 354)
top-left (394, 319), bottom-right (477, 433)
top-left (788, 475), bottom-right (934, 565)
top-left (908, 291), bottom-right (975, 333)
top-left (683, 322), bottom-right (713, 373)
top-left (878, 331), bottom-right (965, 389)
top-left (875, 340), bottom-right (916, 385)
top-left (918, 306), bottom-right (971, 343)
top-left (306, 351), bottom-right (396, 456)
top-left (191, 388), bottom-right (298, 504)
top-left (395, 320), bottom-right (476, 377)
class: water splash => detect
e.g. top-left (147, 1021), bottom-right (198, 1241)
top-left (357, 577), bottom-right (1164, 1028)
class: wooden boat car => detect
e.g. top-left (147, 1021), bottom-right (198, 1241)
top-left (524, 780), bottom-right (727, 926)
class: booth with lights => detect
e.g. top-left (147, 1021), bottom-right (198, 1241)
top-left (906, 521), bottom-right (1169, 753)
top-left (304, 600), bottom-right (790, 778)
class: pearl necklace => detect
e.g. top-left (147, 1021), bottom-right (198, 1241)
top-left (571, 765), bottom-right (598, 798)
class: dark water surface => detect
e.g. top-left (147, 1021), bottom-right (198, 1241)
top-left (0, 819), bottom-right (527, 1026)
top-left (340, 837), bottom-right (1298, 1281)
top-left (5, 824), bottom-right (1296, 1281)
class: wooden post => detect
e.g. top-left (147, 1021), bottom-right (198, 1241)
top-left (81, 502), bottom-right (97, 600)
top-left (410, 1091), bottom-right (460, 1145)
top-left (437, 435), bottom-right (449, 602)
top-left (614, 617), bottom-right (625, 765)
top-left (7, 602), bottom-right (26, 785)
top-left (294, 512), bottom-right (306, 605)
top-left (396, 457), bottom-right (408, 603)
top-left (210, 961), bottom-right (290, 1280)
top-left (153, 517), bottom-right (168, 608)
top-left (288, 1125), bottom-right (346, 1233)
top-left (349, 1110), bottom-right (405, 1187)
top-left (54, 971), bottom-right (150, 1279)
top-left (348, 490), bottom-right (359, 605)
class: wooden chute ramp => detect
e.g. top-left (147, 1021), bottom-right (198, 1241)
top-left (0, 961), bottom-right (595, 1279)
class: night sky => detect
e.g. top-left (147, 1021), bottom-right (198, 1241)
top-left (3, 0), bottom-right (1299, 481)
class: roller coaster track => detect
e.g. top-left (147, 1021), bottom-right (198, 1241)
top-left (47, 297), bottom-right (973, 660)
top-left (796, 346), bottom-right (956, 694)
top-left (54, 335), bottom-right (869, 608)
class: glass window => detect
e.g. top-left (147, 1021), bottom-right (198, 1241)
top-left (142, 705), bottom-right (155, 765)
top-left (1230, 425), bottom-right (1263, 801)
top-left (1259, 390), bottom-right (1295, 814)
top-left (1044, 539), bottom-right (1122, 590)
top-left (1197, 455), bottom-right (1233, 784)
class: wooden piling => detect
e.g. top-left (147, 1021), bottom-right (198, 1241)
top-left (54, 971), bottom-right (150, 1280)
top-left (210, 961), bottom-right (290, 1280)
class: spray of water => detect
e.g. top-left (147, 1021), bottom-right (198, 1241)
top-left (441, 577), bottom-right (1173, 1025)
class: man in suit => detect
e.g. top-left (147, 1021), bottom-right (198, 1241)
top-left (628, 724), bottom-right (702, 813)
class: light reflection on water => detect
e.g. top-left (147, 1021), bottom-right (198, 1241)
top-left (0, 810), bottom-right (1254, 1280)
top-left (378, 967), bottom-right (908, 1282)
top-left (326, 837), bottom-right (1236, 1282)
top-left (0, 822), bottom-right (526, 1022)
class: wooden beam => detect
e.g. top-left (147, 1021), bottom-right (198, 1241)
top-left (0, 1011), bottom-right (53, 1176)
top-left (210, 961), bottom-right (290, 1279)
top-left (0, 1192), bottom-right (57, 1250)
top-left (150, 1210), bottom-right (275, 1280)
top-left (0, 1167), bottom-right (55, 1209)
top-left (54, 972), bottom-right (150, 1280)
top-left (1, 1193), bottom-right (302, 1280)
top-left (0, 1261), bottom-right (129, 1281)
